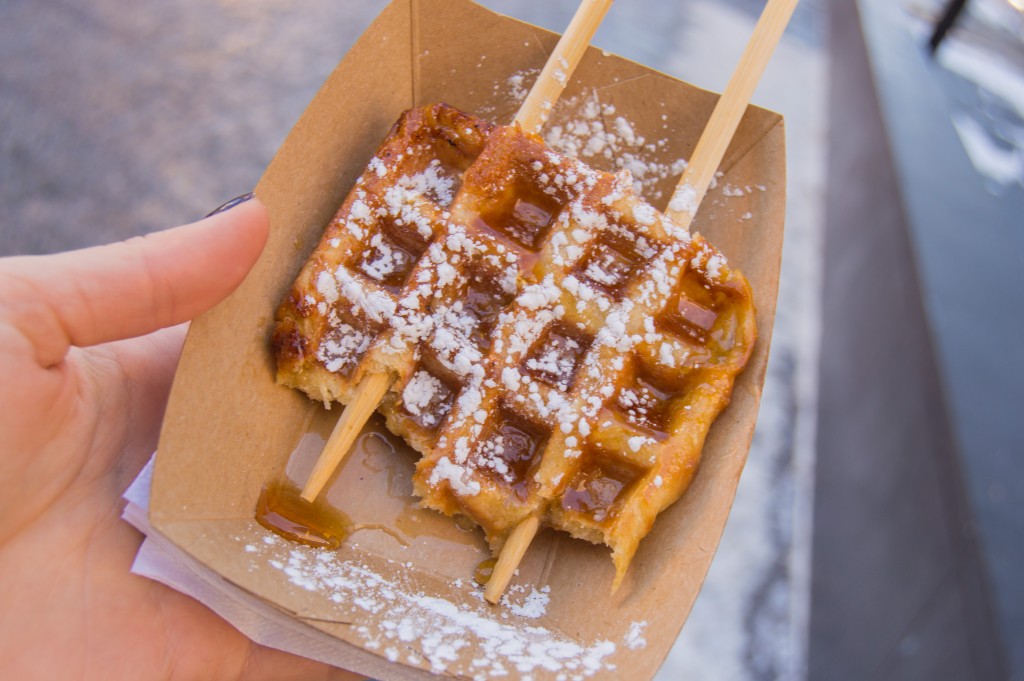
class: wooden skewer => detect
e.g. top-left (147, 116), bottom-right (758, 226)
top-left (516, 0), bottom-right (614, 135)
top-left (481, 0), bottom-right (614, 604)
top-left (300, 372), bottom-right (390, 502)
top-left (484, 0), bottom-right (799, 603)
top-left (484, 515), bottom-right (540, 604)
top-left (666, 0), bottom-right (799, 228)
top-left (294, 0), bottom-right (614, 507)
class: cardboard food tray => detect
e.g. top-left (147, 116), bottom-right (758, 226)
top-left (151, 0), bottom-right (785, 678)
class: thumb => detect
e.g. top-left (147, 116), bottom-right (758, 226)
top-left (0, 197), bottom-right (269, 368)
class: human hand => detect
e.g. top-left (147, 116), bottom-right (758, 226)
top-left (0, 198), bottom-right (360, 681)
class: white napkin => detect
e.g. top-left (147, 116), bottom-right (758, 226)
top-left (122, 457), bottom-right (366, 672)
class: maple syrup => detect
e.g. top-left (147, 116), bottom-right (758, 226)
top-left (560, 450), bottom-right (643, 525)
top-left (255, 479), bottom-right (352, 550)
top-left (474, 557), bottom-right (497, 585)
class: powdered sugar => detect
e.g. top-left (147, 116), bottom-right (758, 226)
top-left (504, 69), bottom-right (537, 103)
top-left (333, 267), bottom-right (397, 323)
top-left (315, 270), bottom-right (340, 304)
top-left (668, 182), bottom-right (699, 216)
top-left (516, 275), bottom-right (562, 309)
top-left (317, 323), bottom-right (372, 374)
top-left (402, 371), bottom-right (448, 427)
top-left (689, 242), bottom-right (727, 283)
top-left (369, 156), bottom-right (388, 178)
top-left (625, 621), bottom-right (648, 650)
top-left (403, 160), bottom-right (457, 206)
top-left (542, 89), bottom-right (688, 201)
top-left (430, 456), bottom-right (482, 496)
top-left (245, 539), bottom-right (622, 679)
top-left (360, 233), bottom-right (411, 282)
top-left (501, 584), bottom-right (551, 619)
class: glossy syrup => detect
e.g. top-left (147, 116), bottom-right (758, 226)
top-left (560, 450), bottom-right (644, 525)
top-left (474, 557), bottom-right (497, 586)
top-left (258, 413), bottom-right (488, 564)
top-left (255, 479), bottom-right (352, 550)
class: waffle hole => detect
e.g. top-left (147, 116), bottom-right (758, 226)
top-left (314, 319), bottom-right (374, 377)
top-left (463, 269), bottom-right (516, 349)
top-left (574, 237), bottom-right (644, 299)
top-left (474, 180), bottom-right (562, 251)
top-left (657, 273), bottom-right (725, 343)
top-left (400, 356), bottom-right (459, 431)
top-left (611, 368), bottom-right (684, 436)
top-left (475, 404), bottom-right (549, 500)
top-left (560, 452), bottom-right (643, 525)
top-left (354, 218), bottom-right (430, 292)
top-left (521, 322), bottom-right (593, 391)
top-left (402, 153), bottom-right (468, 209)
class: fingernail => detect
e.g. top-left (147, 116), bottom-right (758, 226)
top-left (206, 192), bottom-right (255, 218)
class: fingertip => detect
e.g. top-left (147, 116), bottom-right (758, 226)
top-left (201, 194), bottom-right (268, 233)
top-left (206, 192), bottom-right (256, 218)
top-left (198, 195), bottom-right (270, 270)
top-left (174, 193), bottom-right (272, 305)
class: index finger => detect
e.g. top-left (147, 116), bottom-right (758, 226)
top-left (0, 198), bottom-right (269, 368)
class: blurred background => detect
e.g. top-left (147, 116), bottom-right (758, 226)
top-left (1, 0), bottom-right (1020, 679)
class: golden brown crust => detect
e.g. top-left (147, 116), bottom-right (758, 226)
top-left (273, 103), bottom-right (757, 585)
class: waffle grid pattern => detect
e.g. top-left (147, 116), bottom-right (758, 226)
top-left (274, 103), bottom-right (756, 585)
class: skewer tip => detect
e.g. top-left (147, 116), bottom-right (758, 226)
top-left (484, 515), bottom-right (541, 604)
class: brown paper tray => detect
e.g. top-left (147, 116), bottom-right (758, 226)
top-left (151, 1), bottom-right (785, 678)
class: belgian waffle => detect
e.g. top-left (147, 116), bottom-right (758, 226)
top-left (273, 102), bottom-right (757, 586)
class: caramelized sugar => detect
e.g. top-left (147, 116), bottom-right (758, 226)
top-left (454, 514), bottom-right (479, 533)
top-left (574, 237), bottom-right (643, 299)
top-left (463, 269), bottom-right (516, 349)
top-left (560, 451), bottom-right (643, 525)
top-left (355, 425), bottom-right (414, 499)
top-left (675, 299), bottom-right (718, 332)
top-left (354, 217), bottom-right (431, 292)
top-left (270, 412), bottom-right (488, 563)
top-left (521, 322), bottom-right (592, 391)
top-left (512, 199), bottom-right (553, 232)
top-left (255, 479), bottom-right (352, 550)
top-left (475, 181), bottom-right (561, 251)
top-left (499, 421), bottom-right (545, 499)
top-left (427, 119), bottom-right (488, 175)
top-left (470, 217), bottom-right (545, 277)
top-left (270, 319), bottom-right (308, 364)
top-left (400, 353), bottom-right (461, 432)
top-left (389, 495), bottom-right (487, 549)
top-left (659, 274), bottom-right (724, 343)
top-left (477, 404), bottom-right (549, 500)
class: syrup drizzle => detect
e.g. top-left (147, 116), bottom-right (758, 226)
top-left (257, 414), bottom-right (488, 557)
top-left (255, 479), bottom-right (352, 550)
top-left (475, 557), bottom-right (497, 586)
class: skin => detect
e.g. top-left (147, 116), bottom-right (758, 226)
top-left (0, 199), bottom-right (361, 681)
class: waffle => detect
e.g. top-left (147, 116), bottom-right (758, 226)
top-left (273, 103), bottom-right (757, 586)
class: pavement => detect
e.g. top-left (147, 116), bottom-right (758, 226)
top-left (830, 1), bottom-right (1022, 678)
top-left (810, 2), bottom-right (1007, 679)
